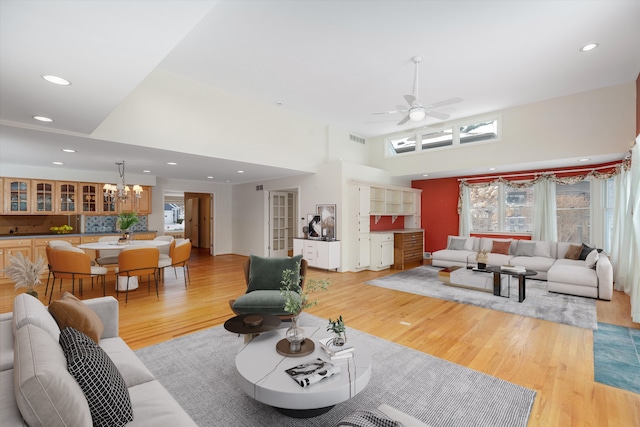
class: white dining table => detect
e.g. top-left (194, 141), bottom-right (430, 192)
top-left (77, 240), bottom-right (170, 291)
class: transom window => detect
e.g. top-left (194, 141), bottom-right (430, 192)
top-left (387, 117), bottom-right (500, 156)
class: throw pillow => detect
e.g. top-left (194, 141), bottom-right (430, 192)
top-left (247, 254), bottom-right (303, 292)
top-left (491, 240), bottom-right (512, 255)
top-left (49, 291), bottom-right (104, 343)
top-left (448, 237), bottom-right (466, 250)
top-left (585, 249), bottom-right (599, 269)
top-left (59, 327), bottom-right (133, 427)
top-left (463, 237), bottom-right (475, 251)
top-left (579, 243), bottom-right (603, 260)
top-left (515, 240), bottom-right (536, 257)
top-left (565, 244), bottom-right (582, 260)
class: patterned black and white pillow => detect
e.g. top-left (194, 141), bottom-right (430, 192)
top-left (59, 327), bottom-right (133, 427)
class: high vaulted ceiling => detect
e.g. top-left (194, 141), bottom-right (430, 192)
top-left (1, 0), bottom-right (639, 183)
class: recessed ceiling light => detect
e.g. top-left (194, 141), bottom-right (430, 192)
top-left (225, 180), bottom-right (231, 183)
top-left (237, 170), bottom-right (244, 174)
top-left (578, 158), bottom-right (590, 162)
top-left (143, 170), bottom-right (151, 173)
top-left (52, 161), bottom-right (63, 165)
top-left (42, 75), bottom-right (71, 86)
top-left (422, 174), bottom-right (429, 177)
top-left (580, 43), bottom-right (598, 52)
top-left (488, 167), bottom-right (497, 171)
top-left (167, 162), bottom-right (177, 166)
top-left (207, 176), bottom-right (214, 179)
top-left (62, 148), bottom-right (76, 153)
top-left (33, 115), bottom-right (53, 122)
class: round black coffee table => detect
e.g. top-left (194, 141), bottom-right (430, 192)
top-left (224, 313), bottom-right (281, 342)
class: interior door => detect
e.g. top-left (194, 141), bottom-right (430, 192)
top-left (185, 198), bottom-right (200, 247)
top-left (270, 192), bottom-right (288, 257)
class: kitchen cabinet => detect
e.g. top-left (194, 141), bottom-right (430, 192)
top-left (119, 186), bottom-right (152, 214)
top-left (80, 183), bottom-right (100, 214)
top-left (354, 186), bottom-right (371, 270)
top-left (32, 180), bottom-right (56, 214)
top-left (293, 238), bottom-right (340, 270)
top-left (0, 239), bottom-right (32, 279)
top-left (56, 182), bottom-right (79, 214)
top-left (370, 233), bottom-right (394, 271)
top-left (394, 230), bottom-right (424, 270)
top-left (32, 236), bottom-right (81, 261)
top-left (4, 178), bottom-right (30, 214)
top-left (0, 178), bottom-right (3, 214)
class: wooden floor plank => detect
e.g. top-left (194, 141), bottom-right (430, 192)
top-left (1, 248), bottom-right (638, 426)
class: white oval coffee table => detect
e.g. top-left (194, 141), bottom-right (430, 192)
top-left (235, 325), bottom-right (371, 417)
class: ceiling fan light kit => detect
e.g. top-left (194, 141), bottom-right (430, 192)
top-left (374, 55), bottom-right (462, 126)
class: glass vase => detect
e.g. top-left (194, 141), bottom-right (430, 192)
top-left (286, 315), bottom-right (305, 352)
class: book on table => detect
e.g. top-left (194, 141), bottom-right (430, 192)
top-left (319, 337), bottom-right (355, 359)
top-left (285, 358), bottom-right (341, 388)
top-left (500, 265), bottom-right (526, 273)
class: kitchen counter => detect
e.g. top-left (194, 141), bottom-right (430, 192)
top-left (0, 231), bottom-right (156, 240)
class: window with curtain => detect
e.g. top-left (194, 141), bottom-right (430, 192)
top-left (469, 182), bottom-right (534, 232)
top-left (604, 178), bottom-right (615, 253)
top-left (556, 181), bottom-right (591, 243)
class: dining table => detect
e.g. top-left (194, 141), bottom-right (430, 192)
top-left (77, 240), bottom-right (170, 291)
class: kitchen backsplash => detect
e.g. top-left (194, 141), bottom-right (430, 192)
top-left (85, 215), bottom-right (148, 233)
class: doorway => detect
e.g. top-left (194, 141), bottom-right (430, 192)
top-left (163, 191), bottom-right (214, 254)
top-left (269, 189), bottom-right (298, 257)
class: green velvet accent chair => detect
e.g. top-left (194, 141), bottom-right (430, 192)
top-left (229, 254), bottom-right (307, 320)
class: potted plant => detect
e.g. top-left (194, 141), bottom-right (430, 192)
top-left (476, 249), bottom-right (489, 270)
top-left (117, 211), bottom-right (139, 241)
top-left (327, 315), bottom-right (347, 346)
top-left (2, 252), bottom-right (47, 298)
top-left (280, 263), bottom-right (330, 352)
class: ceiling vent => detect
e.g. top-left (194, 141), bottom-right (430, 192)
top-left (350, 134), bottom-right (365, 144)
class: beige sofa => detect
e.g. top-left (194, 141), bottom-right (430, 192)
top-left (0, 294), bottom-right (196, 427)
top-left (432, 236), bottom-right (613, 300)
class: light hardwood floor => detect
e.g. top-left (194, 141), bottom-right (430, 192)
top-left (2, 249), bottom-right (638, 426)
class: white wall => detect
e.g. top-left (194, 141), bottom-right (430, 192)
top-left (368, 82), bottom-right (636, 177)
top-left (92, 69), bottom-right (328, 173)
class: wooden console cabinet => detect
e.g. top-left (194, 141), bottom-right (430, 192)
top-left (393, 230), bottom-right (424, 270)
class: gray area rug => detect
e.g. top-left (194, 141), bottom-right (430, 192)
top-left (367, 265), bottom-right (597, 330)
top-left (135, 313), bottom-right (536, 427)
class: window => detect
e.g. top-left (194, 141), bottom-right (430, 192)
top-left (420, 128), bottom-right (453, 150)
top-left (459, 120), bottom-right (498, 144)
top-left (556, 181), bottom-right (591, 243)
top-left (389, 135), bottom-right (416, 154)
top-left (386, 116), bottom-right (500, 157)
top-left (469, 183), bottom-right (534, 232)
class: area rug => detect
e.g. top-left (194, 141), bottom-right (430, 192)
top-left (366, 265), bottom-right (597, 330)
top-left (593, 322), bottom-right (640, 394)
top-left (135, 313), bottom-right (536, 427)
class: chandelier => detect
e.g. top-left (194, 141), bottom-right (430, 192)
top-left (103, 161), bottom-right (143, 203)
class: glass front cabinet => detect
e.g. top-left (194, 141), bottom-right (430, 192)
top-left (4, 178), bottom-right (31, 214)
top-left (32, 180), bottom-right (55, 214)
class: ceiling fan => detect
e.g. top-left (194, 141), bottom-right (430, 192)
top-left (374, 56), bottom-right (462, 125)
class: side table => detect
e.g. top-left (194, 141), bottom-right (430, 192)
top-left (486, 266), bottom-right (536, 303)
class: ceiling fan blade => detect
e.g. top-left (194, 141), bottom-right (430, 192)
top-left (425, 97), bottom-right (463, 109)
top-left (404, 94), bottom-right (417, 106)
top-left (425, 110), bottom-right (450, 120)
top-left (397, 115), bottom-right (411, 125)
top-left (373, 109), bottom-right (408, 115)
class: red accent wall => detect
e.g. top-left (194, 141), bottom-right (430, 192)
top-left (412, 178), bottom-right (459, 253)
top-left (370, 215), bottom-right (405, 231)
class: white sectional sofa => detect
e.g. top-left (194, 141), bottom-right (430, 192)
top-left (1, 294), bottom-right (197, 427)
top-left (432, 236), bottom-right (613, 300)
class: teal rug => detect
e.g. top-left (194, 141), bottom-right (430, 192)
top-left (593, 322), bottom-right (640, 394)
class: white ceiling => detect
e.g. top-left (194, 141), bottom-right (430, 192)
top-left (1, 0), bottom-right (639, 183)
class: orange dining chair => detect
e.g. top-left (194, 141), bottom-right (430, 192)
top-left (48, 246), bottom-right (107, 304)
top-left (116, 247), bottom-right (160, 303)
top-left (161, 239), bottom-right (191, 287)
top-left (157, 239), bottom-right (176, 281)
top-left (44, 241), bottom-right (72, 297)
